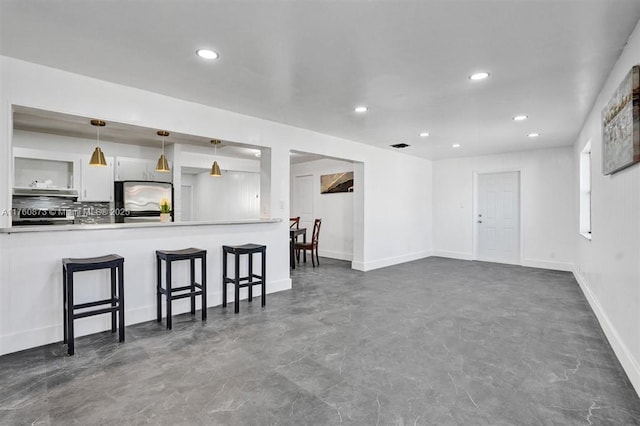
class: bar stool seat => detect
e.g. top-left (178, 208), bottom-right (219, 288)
top-left (222, 244), bottom-right (266, 313)
top-left (62, 254), bottom-right (125, 356)
top-left (156, 247), bottom-right (207, 330)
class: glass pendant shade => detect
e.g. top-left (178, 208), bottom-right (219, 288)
top-left (156, 130), bottom-right (171, 172)
top-left (89, 119), bottom-right (107, 166)
top-left (210, 160), bottom-right (222, 176)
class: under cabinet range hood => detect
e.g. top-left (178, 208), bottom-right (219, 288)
top-left (13, 187), bottom-right (79, 198)
top-left (12, 187), bottom-right (79, 226)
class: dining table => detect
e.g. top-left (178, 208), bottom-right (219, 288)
top-left (289, 227), bottom-right (307, 269)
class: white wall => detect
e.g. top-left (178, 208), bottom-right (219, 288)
top-left (290, 158), bottom-right (354, 261)
top-left (572, 18), bottom-right (640, 395)
top-left (192, 170), bottom-right (260, 221)
top-left (433, 147), bottom-right (574, 271)
top-left (0, 55), bottom-right (434, 353)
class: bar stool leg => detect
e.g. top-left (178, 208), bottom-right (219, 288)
top-left (234, 253), bottom-right (240, 314)
top-left (201, 254), bottom-right (207, 320)
top-left (261, 249), bottom-right (266, 307)
top-left (190, 258), bottom-right (196, 315)
top-left (248, 252), bottom-right (253, 302)
top-left (222, 250), bottom-right (227, 308)
top-left (111, 267), bottom-right (117, 333)
top-left (156, 256), bottom-right (162, 322)
top-left (63, 267), bottom-right (68, 344)
top-left (166, 260), bottom-right (172, 330)
top-left (67, 272), bottom-right (75, 356)
top-left (118, 263), bottom-right (125, 342)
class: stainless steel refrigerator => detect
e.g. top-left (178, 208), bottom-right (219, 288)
top-left (114, 181), bottom-right (173, 223)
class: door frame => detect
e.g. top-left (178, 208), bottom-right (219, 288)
top-left (472, 169), bottom-right (523, 265)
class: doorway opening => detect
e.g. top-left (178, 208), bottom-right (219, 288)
top-left (289, 151), bottom-right (363, 269)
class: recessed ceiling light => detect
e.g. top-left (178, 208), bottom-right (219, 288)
top-left (469, 72), bottom-right (490, 81)
top-left (513, 115), bottom-right (528, 121)
top-left (528, 133), bottom-right (540, 138)
top-left (196, 49), bottom-right (219, 60)
top-left (354, 106), bottom-right (368, 113)
top-left (419, 132), bottom-right (430, 137)
top-left (452, 144), bottom-right (461, 148)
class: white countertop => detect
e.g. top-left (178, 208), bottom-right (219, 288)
top-left (0, 218), bottom-right (282, 233)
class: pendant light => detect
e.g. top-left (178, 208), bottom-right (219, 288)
top-left (210, 139), bottom-right (222, 177)
top-left (89, 119), bottom-right (107, 166)
top-left (155, 130), bottom-right (171, 172)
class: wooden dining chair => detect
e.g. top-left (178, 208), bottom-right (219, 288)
top-left (295, 218), bottom-right (322, 267)
top-left (290, 217), bottom-right (301, 245)
top-left (289, 217), bottom-right (300, 229)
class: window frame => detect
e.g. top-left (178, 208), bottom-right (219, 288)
top-left (579, 141), bottom-right (592, 240)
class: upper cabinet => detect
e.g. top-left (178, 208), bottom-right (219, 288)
top-left (14, 156), bottom-right (74, 189)
top-left (115, 157), bottom-right (172, 183)
top-left (80, 155), bottom-right (114, 202)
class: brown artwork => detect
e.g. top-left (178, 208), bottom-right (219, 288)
top-left (320, 172), bottom-right (354, 194)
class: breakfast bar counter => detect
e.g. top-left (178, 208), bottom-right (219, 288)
top-left (0, 218), bottom-right (291, 356)
top-left (0, 218), bottom-right (281, 233)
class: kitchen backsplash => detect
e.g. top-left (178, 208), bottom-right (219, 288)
top-left (73, 202), bottom-right (113, 224)
top-left (12, 198), bottom-right (113, 224)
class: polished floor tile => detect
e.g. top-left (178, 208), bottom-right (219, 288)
top-left (1, 257), bottom-right (639, 425)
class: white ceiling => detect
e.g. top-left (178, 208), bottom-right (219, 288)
top-left (2, 1), bottom-right (640, 160)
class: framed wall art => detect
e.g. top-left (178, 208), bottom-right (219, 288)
top-left (320, 172), bottom-right (354, 194)
top-left (602, 65), bottom-right (640, 175)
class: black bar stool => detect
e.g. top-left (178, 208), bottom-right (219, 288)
top-left (222, 244), bottom-right (266, 313)
top-left (156, 248), bottom-right (207, 330)
top-left (62, 254), bottom-right (125, 356)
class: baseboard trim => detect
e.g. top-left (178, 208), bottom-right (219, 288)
top-left (0, 325), bottom-right (59, 356)
top-left (318, 249), bottom-right (352, 261)
top-left (0, 278), bottom-right (292, 356)
top-left (431, 250), bottom-right (473, 261)
top-left (573, 268), bottom-right (640, 397)
top-left (352, 250), bottom-right (432, 272)
top-left (432, 251), bottom-right (573, 272)
top-left (522, 258), bottom-right (573, 272)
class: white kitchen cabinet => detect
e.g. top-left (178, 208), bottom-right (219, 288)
top-left (146, 165), bottom-right (173, 183)
top-left (80, 156), bottom-right (114, 201)
top-left (114, 157), bottom-right (146, 181)
top-left (115, 157), bottom-right (172, 182)
top-left (13, 147), bottom-right (80, 189)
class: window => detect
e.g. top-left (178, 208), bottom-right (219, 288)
top-left (579, 142), bottom-right (592, 240)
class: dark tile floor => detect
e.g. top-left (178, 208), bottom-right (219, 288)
top-left (1, 257), bottom-right (639, 425)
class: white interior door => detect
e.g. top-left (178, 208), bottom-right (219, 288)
top-left (181, 184), bottom-right (192, 222)
top-left (476, 171), bottom-right (520, 264)
top-left (293, 175), bottom-right (314, 227)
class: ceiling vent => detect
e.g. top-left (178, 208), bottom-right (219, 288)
top-left (390, 143), bottom-right (410, 149)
